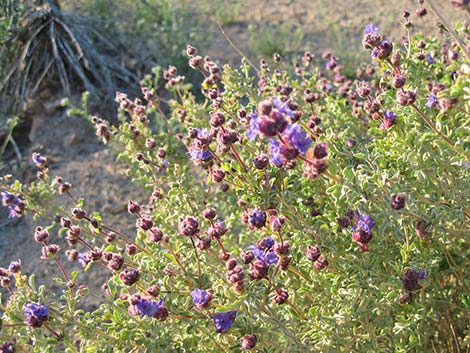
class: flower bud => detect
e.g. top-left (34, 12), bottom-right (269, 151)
top-left (249, 260), bottom-right (269, 280)
top-left (226, 258), bottom-right (237, 271)
top-left (197, 237), bottom-right (211, 250)
top-left (211, 169), bottom-right (226, 183)
top-left (58, 182), bottom-right (72, 194)
top-left (240, 334), bottom-right (257, 350)
top-left (189, 56), bottom-right (203, 69)
top-left (34, 226), bottom-right (49, 243)
top-left (8, 260), bottom-right (21, 273)
top-left (120, 268), bottom-right (140, 286)
top-left (71, 208), bottom-right (86, 220)
top-left (273, 288), bottom-right (289, 305)
top-left (136, 216), bottom-right (153, 231)
top-left (396, 90), bottom-right (416, 106)
top-left (128, 200), bottom-right (140, 214)
top-left (313, 142), bottom-right (328, 159)
top-left (416, 7), bottom-right (427, 17)
top-left (391, 193), bottom-right (406, 210)
top-left (253, 154), bottom-right (269, 169)
top-left (240, 250), bottom-right (255, 264)
top-left (149, 228), bottom-right (163, 242)
top-left (305, 245), bottom-right (321, 262)
top-left (187, 45), bottom-right (196, 56)
top-left (313, 255), bottom-right (328, 270)
top-left (202, 207), bottom-right (216, 220)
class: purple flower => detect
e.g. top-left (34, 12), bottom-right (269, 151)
top-left (190, 288), bottom-right (212, 309)
top-left (426, 94), bottom-right (438, 108)
top-left (196, 128), bottom-right (209, 138)
top-left (178, 216), bottom-right (200, 236)
top-left (1, 192), bottom-right (23, 219)
top-left (384, 110), bottom-right (397, 122)
top-left (1, 191), bottom-right (15, 206)
top-left (269, 139), bottom-right (283, 166)
top-left (32, 152), bottom-right (46, 166)
top-left (352, 211), bottom-right (375, 234)
top-left (212, 311), bottom-right (237, 333)
top-left (249, 209), bottom-right (266, 229)
top-left (325, 60), bottom-right (336, 70)
top-left (426, 54), bottom-right (435, 65)
top-left (416, 269), bottom-right (426, 280)
top-left (381, 110), bottom-right (398, 131)
top-left (188, 128), bottom-right (213, 163)
top-left (402, 269), bottom-right (425, 292)
top-left (77, 253), bottom-right (89, 268)
top-left (248, 245), bottom-right (279, 265)
top-left (8, 208), bottom-right (18, 219)
top-left (189, 150), bottom-right (212, 162)
top-left (365, 24), bottom-right (379, 35)
top-left (134, 298), bottom-right (164, 318)
top-left (260, 236), bottom-right (275, 249)
top-left (247, 98), bottom-right (298, 141)
top-left (23, 303), bottom-right (49, 327)
top-left (248, 237), bottom-right (279, 265)
top-left (362, 24), bottom-right (381, 50)
top-left (283, 124), bottom-right (312, 153)
top-left (371, 40), bottom-right (393, 59)
top-left (272, 97), bottom-right (295, 117)
top-left (246, 112), bottom-right (260, 140)
top-left (0, 342), bottom-right (15, 353)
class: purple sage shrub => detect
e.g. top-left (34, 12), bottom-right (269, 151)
top-left (0, 7), bottom-right (470, 352)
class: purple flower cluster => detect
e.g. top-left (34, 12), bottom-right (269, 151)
top-left (128, 295), bottom-right (168, 320)
top-left (190, 288), bottom-right (212, 310)
top-left (32, 152), bottom-right (47, 167)
top-left (426, 54), bottom-right (435, 65)
top-left (248, 237), bottom-right (278, 265)
top-left (225, 258), bottom-right (246, 293)
top-left (188, 128), bottom-right (213, 163)
top-left (351, 211), bottom-right (375, 252)
top-left (362, 24), bottom-right (393, 60)
top-left (1, 191), bottom-right (24, 219)
top-left (402, 269), bottom-right (425, 292)
top-left (269, 125), bottom-right (312, 166)
top-left (426, 94), bottom-right (438, 108)
top-left (212, 311), bottom-right (237, 333)
top-left (0, 342), bottom-right (15, 353)
top-left (23, 303), bottom-right (49, 328)
top-left (247, 98), bottom-right (311, 166)
top-left (178, 216), bottom-right (200, 236)
top-left (380, 110), bottom-right (398, 131)
top-left (248, 209), bottom-right (266, 229)
top-left (354, 211), bottom-right (375, 233)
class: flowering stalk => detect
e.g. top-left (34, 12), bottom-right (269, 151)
top-left (411, 103), bottom-right (455, 148)
top-left (160, 241), bottom-right (188, 277)
top-left (100, 224), bottom-right (150, 255)
top-left (229, 145), bottom-right (248, 173)
top-left (287, 300), bottom-right (307, 321)
top-left (43, 323), bottom-right (62, 340)
top-left (190, 237), bottom-right (203, 288)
